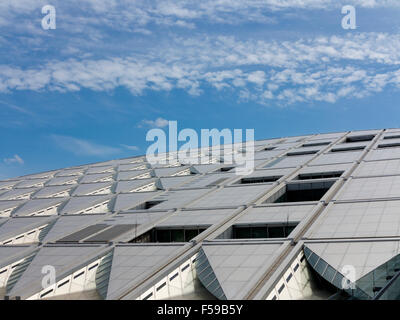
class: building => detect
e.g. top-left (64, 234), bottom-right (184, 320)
top-left (1, 128), bottom-right (400, 300)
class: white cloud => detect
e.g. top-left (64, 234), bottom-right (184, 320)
top-left (247, 71), bottom-right (266, 86)
top-left (4, 154), bottom-right (24, 165)
top-left (138, 117), bottom-right (169, 128)
top-left (0, 0), bottom-right (399, 40)
top-left (2, 33), bottom-right (400, 105)
top-left (51, 134), bottom-right (121, 156)
top-left (0, 100), bottom-right (33, 115)
top-left (121, 144), bottom-right (140, 151)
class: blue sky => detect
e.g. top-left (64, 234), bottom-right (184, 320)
top-left (1, 0), bottom-right (400, 179)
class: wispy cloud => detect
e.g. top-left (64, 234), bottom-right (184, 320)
top-left (138, 117), bottom-right (169, 128)
top-left (1, 33), bottom-right (400, 106)
top-left (0, 0), bottom-right (399, 33)
top-left (0, 100), bottom-right (34, 115)
top-left (50, 134), bottom-right (121, 156)
top-left (121, 144), bottom-right (140, 151)
top-left (3, 154), bottom-right (24, 165)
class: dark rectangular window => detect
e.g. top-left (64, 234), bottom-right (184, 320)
top-left (345, 135), bottom-right (374, 143)
top-left (184, 229), bottom-right (199, 241)
top-left (156, 282), bottom-right (166, 291)
top-left (143, 292), bottom-right (153, 300)
top-left (130, 227), bottom-right (207, 243)
top-left (296, 171), bottom-right (343, 180)
top-left (252, 226), bottom-right (269, 238)
top-left (268, 226), bottom-right (285, 238)
top-left (181, 264), bottom-right (190, 272)
top-left (218, 166), bottom-right (235, 172)
top-left (383, 135), bottom-right (400, 140)
top-left (134, 200), bottom-right (164, 210)
top-left (302, 142), bottom-right (330, 147)
top-left (40, 289), bottom-right (53, 298)
top-left (170, 229), bottom-right (184, 242)
top-left (331, 146), bottom-right (365, 152)
top-left (286, 150), bottom-right (318, 156)
top-left (266, 181), bottom-right (335, 203)
top-left (239, 176), bottom-right (282, 184)
top-left (58, 280), bottom-right (70, 288)
top-left (378, 143), bottom-right (400, 149)
top-left (232, 224), bottom-right (297, 239)
top-left (234, 227), bottom-right (252, 238)
top-left (274, 187), bottom-right (328, 202)
top-left (156, 229), bottom-right (170, 242)
top-left (88, 263), bottom-right (99, 271)
top-left (170, 273), bottom-right (179, 281)
top-left (73, 271), bottom-right (85, 279)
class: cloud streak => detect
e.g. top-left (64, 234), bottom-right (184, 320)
top-left (138, 117), bottom-right (169, 128)
top-left (3, 154), bottom-right (24, 165)
top-left (120, 144), bottom-right (140, 151)
top-left (50, 134), bottom-right (121, 156)
top-left (1, 33), bottom-right (400, 106)
top-left (1, 0), bottom-right (399, 31)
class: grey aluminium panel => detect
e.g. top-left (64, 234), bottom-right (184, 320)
top-left (83, 224), bottom-right (137, 243)
top-left (56, 224), bottom-right (109, 243)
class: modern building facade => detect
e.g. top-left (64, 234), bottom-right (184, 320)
top-left (1, 128), bottom-right (400, 300)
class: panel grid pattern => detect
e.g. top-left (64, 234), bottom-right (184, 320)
top-left (3, 128), bottom-right (400, 301)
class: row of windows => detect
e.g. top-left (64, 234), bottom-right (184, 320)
top-left (232, 225), bottom-right (297, 239)
top-left (131, 227), bottom-right (207, 243)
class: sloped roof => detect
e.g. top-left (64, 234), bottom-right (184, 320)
top-left (79, 173), bottom-right (114, 184)
top-left (0, 216), bottom-right (55, 241)
top-left (72, 182), bottom-right (113, 196)
top-left (8, 244), bottom-right (109, 299)
top-left (304, 240), bottom-right (400, 281)
top-left (105, 244), bottom-right (184, 299)
top-left (113, 192), bottom-right (160, 212)
top-left (0, 245), bottom-right (37, 269)
top-left (41, 214), bottom-right (111, 243)
top-left (198, 241), bottom-right (285, 299)
top-left (13, 198), bottom-right (67, 217)
top-left (0, 187), bottom-right (38, 201)
top-left (114, 179), bottom-right (156, 193)
top-left (32, 185), bottom-right (74, 199)
top-left (60, 195), bottom-right (113, 214)
top-left (187, 185), bottom-right (272, 209)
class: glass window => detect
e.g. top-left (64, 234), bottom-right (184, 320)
top-left (156, 229), bottom-right (170, 242)
top-left (252, 226), bottom-right (268, 238)
top-left (234, 227), bottom-right (252, 238)
top-left (171, 229), bottom-right (184, 242)
top-left (185, 229), bottom-right (199, 241)
top-left (268, 226), bottom-right (285, 238)
top-left (285, 225), bottom-right (296, 236)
